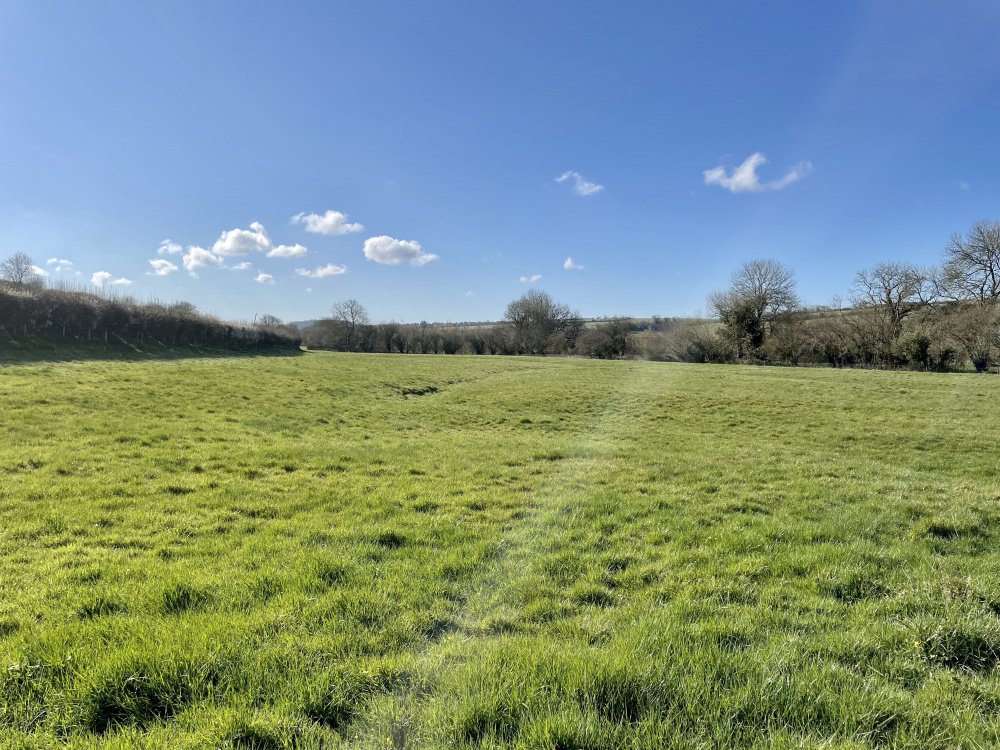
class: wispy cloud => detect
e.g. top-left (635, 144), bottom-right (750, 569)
top-left (564, 257), bottom-right (584, 270)
top-left (148, 259), bottom-right (179, 276)
top-left (959, 181), bottom-right (971, 190)
top-left (292, 210), bottom-right (364, 235)
top-left (363, 236), bottom-right (438, 266)
top-left (295, 263), bottom-right (347, 278)
top-left (92, 271), bottom-right (132, 287)
top-left (230, 261), bottom-right (252, 271)
top-left (255, 272), bottom-right (275, 285)
top-left (46, 258), bottom-right (73, 272)
top-left (520, 274), bottom-right (542, 283)
top-left (556, 170), bottom-right (604, 196)
top-left (703, 152), bottom-right (812, 193)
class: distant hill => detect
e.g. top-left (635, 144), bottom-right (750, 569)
top-left (289, 320), bottom-right (319, 330)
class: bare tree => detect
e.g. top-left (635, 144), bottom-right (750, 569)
top-left (0, 252), bottom-right (43, 287)
top-left (850, 262), bottom-right (927, 346)
top-left (717, 258), bottom-right (800, 320)
top-left (942, 219), bottom-right (1000, 304)
top-left (377, 321), bottom-right (401, 353)
top-left (484, 324), bottom-right (511, 355)
top-left (503, 289), bottom-right (578, 355)
top-left (708, 258), bottom-right (799, 357)
top-left (331, 299), bottom-right (370, 351)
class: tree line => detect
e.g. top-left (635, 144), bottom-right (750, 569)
top-left (686, 219), bottom-right (1000, 370)
top-left (0, 253), bottom-right (301, 351)
top-left (306, 219), bottom-right (1000, 371)
top-left (10, 217), bottom-right (1000, 368)
top-left (302, 289), bottom-right (641, 359)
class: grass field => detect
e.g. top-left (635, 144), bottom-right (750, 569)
top-left (2, 353), bottom-right (1000, 749)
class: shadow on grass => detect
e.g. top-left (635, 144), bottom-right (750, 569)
top-left (0, 335), bottom-right (305, 366)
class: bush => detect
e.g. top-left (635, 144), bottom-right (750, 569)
top-left (577, 318), bottom-right (639, 359)
top-left (0, 282), bottom-right (300, 351)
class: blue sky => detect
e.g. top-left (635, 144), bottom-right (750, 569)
top-left (1, 1), bottom-right (999, 323)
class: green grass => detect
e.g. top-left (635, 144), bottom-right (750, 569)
top-left (1, 353), bottom-right (1000, 748)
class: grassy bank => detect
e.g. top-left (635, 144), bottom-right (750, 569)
top-left (1, 353), bottom-right (999, 748)
top-left (0, 335), bottom-right (304, 365)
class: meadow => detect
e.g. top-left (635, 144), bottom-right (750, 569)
top-left (1, 352), bottom-right (999, 749)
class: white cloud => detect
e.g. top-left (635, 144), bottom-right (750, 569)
top-left (209, 222), bottom-right (308, 259)
top-left (703, 152), bottom-right (813, 193)
top-left (556, 170), bottom-right (604, 196)
top-left (30, 265), bottom-right (49, 277)
top-left (564, 257), bottom-right (584, 270)
top-left (266, 243), bottom-right (308, 258)
top-left (148, 259), bottom-right (179, 276)
top-left (291, 210), bottom-right (364, 235)
top-left (464, 290), bottom-right (474, 296)
top-left (212, 221), bottom-right (272, 256)
top-left (363, 235), bottom-right (438, 266)
top-left (295, 263), bottom-right (347, 278)
top-left (46, 258), bottom-right (73, 272)
top-left (520, 274), bottom-right (542, 283)
top-left (255, 272), bottom-right (275, 284)
top-left (157, 240), bottom-right (183, 255)
top-left (92, 271), bottom-right (132, 287)
top-left (182, 246), bottom-right (224, 276)
top-left (230, 261), bottom-right (252, 271)
top-left (959, 181), bottom-right (971, 190)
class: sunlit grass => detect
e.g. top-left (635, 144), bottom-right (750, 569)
top-left (1, 353), bottom-right (999, 748)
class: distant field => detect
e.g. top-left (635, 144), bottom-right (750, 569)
top-left (2, 353), bottom-right (1000, 748)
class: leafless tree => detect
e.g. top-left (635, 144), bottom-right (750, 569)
top-left (0, 252), bottom-right (43, 287)
top-left (850, 262), bottom-right (927, 346)
top-left (485, 324), bottom-right (511, 355)
top-left (503, 289), bottom-right (578, 355)
top-left (377, 321), bottom-right (401, 353)
top-left (709, 258), bottom-right (800, 322)
top-left (331, 299), bottom-right (370, 351)
top-left (942, 220), bottom-right (1000, 304)
top-left (707, 258), bottom-right (799, 356)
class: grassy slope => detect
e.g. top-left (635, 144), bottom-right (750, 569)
top-left (1, 353), bottom-right (999, 749)
top-left (0, 336), bottom-right (303, 365)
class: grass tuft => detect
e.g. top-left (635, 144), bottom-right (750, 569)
top-left (158, 582), bottom-right (211, 614)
